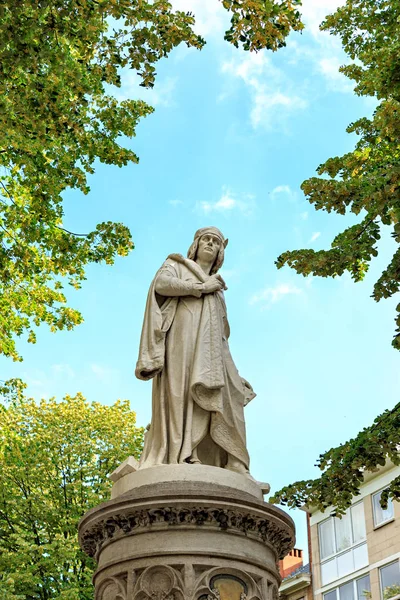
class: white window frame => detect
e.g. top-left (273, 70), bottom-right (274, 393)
top-left (323, 573), bottom-right (371, 600)
top-left (319, 502), bottom-right (368, 586)
top-left (372, 487), bottom-right (395, 528)
top-left (319, 502), bottom-right (367, 562)
top-left (379, 560), bottom-right (400, 600)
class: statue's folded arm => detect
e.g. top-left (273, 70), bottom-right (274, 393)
top-left (155, 268), bottom-right (203, 298)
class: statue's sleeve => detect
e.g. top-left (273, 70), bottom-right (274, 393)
top-left (155, 263), bottom-right (203, 298)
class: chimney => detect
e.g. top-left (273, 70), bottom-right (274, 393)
top-left (279, 548), bottom-right (303, 579)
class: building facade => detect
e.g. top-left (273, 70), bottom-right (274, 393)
top-left (308, 461), bottom-right (400, 600)
top-left (279, 548), bottom-right (313, 600)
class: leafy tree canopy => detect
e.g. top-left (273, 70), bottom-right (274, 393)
top-left (0, 379), bottom-right (144, 600)
top-left (270, 402), bottom-right (400, 516)
top-left (0, 0), bottom-right (303, 361)
top-left (276, 0), bottom-right (400, 350)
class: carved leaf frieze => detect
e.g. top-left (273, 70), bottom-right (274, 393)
top-left (81, 505), bottom-right (294, 562)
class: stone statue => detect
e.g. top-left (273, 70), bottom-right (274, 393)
top-left (135, 226), bottom-right (256, 474)
top-left (80, 227), bottom-right (294, 598)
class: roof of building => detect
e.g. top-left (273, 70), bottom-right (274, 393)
top-left (283, 563), bottom-right (310, 582)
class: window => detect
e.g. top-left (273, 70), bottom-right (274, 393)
top-left (322, 559), bottom-right (338, 585)
top-left (320, 518), bottom-right (335, 559)
top-left (353, 544), bottom-right (369, 572)
top-left (350, 504), bottom-right (367, 543)
top-left (319, 503), bottom-right (366, 559)
top-left (336, 511), bottom-right (352, 552)
top-left (380, 561), bottom-right (400, 600)
top-left (319, 502), bottom-right (368, 586)
top-left (356, 575), bottom-right (371, 599)
top-left (373, 489), bottom-right (394, 527)
top-left (323, 574), bottom-right (371, 600)
top-left (351, 502), bottom-right (367, 543)
top-left (340, 581), bottom-right (355, 600)
top-left (338, 551), bottom-right (354, 578)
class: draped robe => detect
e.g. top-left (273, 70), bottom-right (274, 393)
top-left (135, 254), bottom-right (255, 470)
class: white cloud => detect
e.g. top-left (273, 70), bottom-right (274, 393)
top-left (300, 0), bottom-right (346, 39)
top-left (90, 363), bottom-right (119, 384)
top-left (174, 0), bottom-right (344, 44)
top-left (169, 199), bottom-right (184, 207)
top-left (271, 185), bottom-right (296, 201)
top-left (318, 57), bottom-right (354, 93)
top-left (250, 283), bottom-right (303, 307)
top-left (310, 232), bottom-right (321, 242)
top-left (212, 192), bottom-right (236, 211)
top-left (199, 189), bottom-right (255, 216)
top-left (172, 0), bottom-right (345, 42)
top-left (251, 92), bottom-right (307, 129)
top-left (286, 0), bottom-right (353, 94)
top-left (52, 363), bottom-right (75, 379)
top-left (217, 2), bottom-right (350, 124)
top-left (300, 211), bottom-right (309, 220)
top-left (273, 185), bottom-right (292, 195)
top-left (221, 52), bottom-right (308, 130)
top-left (171, 0), bottom-right (227, 37)
top-left (305, 275), bottom-right (315, 287)
top-left (21, 363), bottom-right (75, 399)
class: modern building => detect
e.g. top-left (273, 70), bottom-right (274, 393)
top-left (308, 461), bottom-right (400, 600)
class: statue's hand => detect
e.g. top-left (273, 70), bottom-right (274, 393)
top-left (242, 378), bottom-right (256, 406)
top-left (202, 274), bottom-right (227, 294)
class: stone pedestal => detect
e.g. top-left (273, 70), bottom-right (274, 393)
top-left (78, 464), bottom-right (295, 600)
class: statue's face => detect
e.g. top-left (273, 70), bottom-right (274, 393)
top-left (197, 233), bottom-right (221, 264)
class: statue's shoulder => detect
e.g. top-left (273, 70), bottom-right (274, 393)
top-left (167, 254), bottom-right (200, 268)
top-left (167, 253), bottom-right (186, 265)
top-left (161, 255), bottom-right (205, 284)
top-left (160, 253), bottom-right (185, 272)
top-left (157, 254), bottom-right (188, 277)
top-left (165, 253), bottom-right (197, 270)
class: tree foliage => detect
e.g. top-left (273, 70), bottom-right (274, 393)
top-left (0, 380), bottom-right (144, 600)
top-left (0, 0), bottom-right (200, 361)
top-left (0, 0), bottom-right (303, 362)
top-left (276, 0), bottom-right (400, 350)
top-left (383, 585), bottom-right (400, 600)
top-left (222, 0), bottom-right (303, 51)
top-left (270, 402), bottom-right (400, 516)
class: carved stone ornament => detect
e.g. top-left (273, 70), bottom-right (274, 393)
top-left (199, 583), bottom-right (248, 600)
top-left (271, 585), bottom-right (279, 600)
top-left (97, 575), bottom-right (127, 600)
top-left (132, 566), bottom-right (184, 600)
top-left (195, 567), bottom-right (263, 600)
top-left (80, 504), bottom-right (294, 562)
top-left (96, 566), bottom-right (267, 600)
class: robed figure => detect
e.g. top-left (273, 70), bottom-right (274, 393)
top-left (135, 227), bottom-right (255, 474)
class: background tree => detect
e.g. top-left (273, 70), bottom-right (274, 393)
top-left (270, 402), bottom-right (400, 516)
top-left (0, 0), bottom-right (303, 361)
top-left (0, 380), bottom-right (144, 600)
top-left (276, 0), bottom-right (400, 351)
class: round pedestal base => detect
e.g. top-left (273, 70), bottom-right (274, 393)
top-left (79, 465), bottom-right (295, 600)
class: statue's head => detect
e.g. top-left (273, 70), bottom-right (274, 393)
top-left (187, 226), bottom-right (228, 274)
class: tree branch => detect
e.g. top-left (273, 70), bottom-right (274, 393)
top-left (55, 225), bottom-right (89, 237)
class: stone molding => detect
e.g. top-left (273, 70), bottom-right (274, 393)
top-left (80, 503), bottom-right (294, 562)
top-left (79, 470), bottom-right (295, 599)
top-left (95, 564), bottom-right (276, 600)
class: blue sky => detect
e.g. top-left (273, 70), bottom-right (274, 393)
top-left (2, 0), bottom-right (400, 557)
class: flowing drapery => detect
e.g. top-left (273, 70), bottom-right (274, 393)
top-left (136, 254), bottom-right (254, 469)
